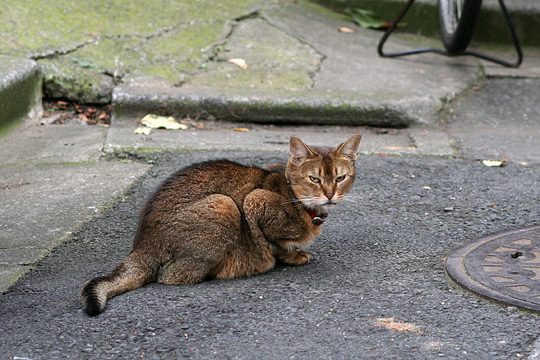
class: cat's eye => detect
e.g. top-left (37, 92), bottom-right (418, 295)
top-left (309, 176), bottom-right (320, 183)
top-left (336, 175), bottom-right (346, 183)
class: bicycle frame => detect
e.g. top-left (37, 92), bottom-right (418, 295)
top-left (377, 0), bottom-right (523, 68)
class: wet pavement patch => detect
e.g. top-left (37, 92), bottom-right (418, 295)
top-left (446, 225), bottom-right (540, 312)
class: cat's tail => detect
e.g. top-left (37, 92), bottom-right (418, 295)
top-left (80, 251), bottom-right (158, 316)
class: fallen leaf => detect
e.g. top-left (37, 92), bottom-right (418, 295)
top-left (140, 114), bottom-right (188, 130)
top-left (233, 127), bottom-right (250, 132)
top-left (482, 159), bottom-right (507, 167)
top-left (134, 127), bottom-right (152, 135)
top-left (228, 58), bottom-right (248, 70)
top-left (98, 112), bottom-right (109, 120)
top-left (374, 317), bottom-right (420, 333)
top-left (422, 185), bottom-right (432, 190)
top-left (338, 26), bottom-right (354, 33)
top-left (179, 118), bottom-right (204, 129)
top-left (346, 8), bottom-right (389, 30)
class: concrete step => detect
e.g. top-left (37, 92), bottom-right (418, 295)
top-left (112, 1), bottom-right (482, 127)
top-left (0, 56), bottom-right (42, 133)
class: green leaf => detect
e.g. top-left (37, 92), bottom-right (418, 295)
top-left (346, 8), bottom-right (388, 30)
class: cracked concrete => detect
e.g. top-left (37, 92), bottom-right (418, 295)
top-left (189, 17), bottom-right (323, 91)
top-left (2, 0), bottom-right (537, 126)
top-left (0, 0), bottom-right (263, 103)
top-left (112, 0), bottom-right (483, 126)
top-left (262, 1), bottom-right (482, 123)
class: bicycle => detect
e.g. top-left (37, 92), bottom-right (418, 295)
top-left (378, 0), bottom-right (523, 68)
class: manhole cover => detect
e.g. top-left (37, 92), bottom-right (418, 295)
top-left (446, 225), bottom-right (540, 312)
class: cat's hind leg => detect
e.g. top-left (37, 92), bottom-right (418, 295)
top-left (156, 194), bottom-right (243, 285)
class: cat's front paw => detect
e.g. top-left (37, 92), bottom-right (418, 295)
top-left (280, 250), bottom-right (311, 266)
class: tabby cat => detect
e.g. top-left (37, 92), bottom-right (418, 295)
top-left (81, 134), bottom-right (361, 315)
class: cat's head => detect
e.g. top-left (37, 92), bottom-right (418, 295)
top-left (285, 134), bottom-right (361, 211)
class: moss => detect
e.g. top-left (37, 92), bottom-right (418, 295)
top-left (111, 146), bottom-right (165, 156)
top-left (0, 0), bottom-right (255, 55)
top-left (189, 18), bottom-right (322, 91)
top-left (38, 57), bottom-right (114, 104)
top-left (0, 61), bottom-right (41, 132)
top-left (0, 0), bottom-right (260, 103)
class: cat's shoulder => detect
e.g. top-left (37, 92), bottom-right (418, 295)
top-left (174, 159), bottom-right (259, 173)
top-left (165, 159), bottom-right (272, 184)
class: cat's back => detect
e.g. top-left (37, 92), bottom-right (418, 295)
top-left (150, 159), bottom-right (273, 207)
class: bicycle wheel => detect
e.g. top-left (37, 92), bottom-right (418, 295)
top-left (439, 0), bottom-right (483, 55)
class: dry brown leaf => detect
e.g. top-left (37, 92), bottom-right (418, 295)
top-left (98, 112), bottom-right (109, 120)
top-left (228, 58), bottom-right (248, 70)
top-left (233, 127), bottom-right (250, 132)
top-left (374, 317), bottom-right (420, 333)
top-left (338, 26), bottom-right (354, 33)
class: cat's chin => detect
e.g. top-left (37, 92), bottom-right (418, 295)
top-left (322, 203), bottom-right (337, 211)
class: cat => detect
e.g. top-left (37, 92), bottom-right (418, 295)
top-left (81, 134), bottom-right (361, 316)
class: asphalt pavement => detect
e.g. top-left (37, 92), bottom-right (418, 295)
top-left (0, 0), bottom-right (539, 358)
top-left (0, 151), bottom-right (538, 359)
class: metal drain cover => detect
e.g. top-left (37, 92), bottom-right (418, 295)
top-left (446, 225), bottom-right (540, 312)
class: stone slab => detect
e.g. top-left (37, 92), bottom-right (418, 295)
top-left (104, 122), bottom-right (455, 158)
top-left (113, 1), bottom-right (482, 126)
top-left (0, 161), bottom-right (149, 292)
top-left (448, 78), bottom-right (540, 164)
top-left (0, 124), bottom-right (107, 165)
top-left (264, 1), bottom-right (481, 125)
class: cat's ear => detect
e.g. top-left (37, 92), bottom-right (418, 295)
top-left (335, 134), bottom-right (361, 161)
top-left (289, 136), bottom-right (316, 165)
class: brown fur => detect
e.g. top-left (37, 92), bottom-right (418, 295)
top-left (81, 135), bottom-right (361, 315)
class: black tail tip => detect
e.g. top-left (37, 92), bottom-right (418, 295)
top-left (81, 280), bottom-right (105, 316)
top-left (83, 297), bottom-right (103, 316)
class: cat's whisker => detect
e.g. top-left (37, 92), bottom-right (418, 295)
top-left (280, 200), bottom-right (302, 205)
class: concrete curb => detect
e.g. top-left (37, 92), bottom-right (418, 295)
top-left (0, 56), bottom-right (42, 132)
top-left (112, 84), bottom-right (436, 127)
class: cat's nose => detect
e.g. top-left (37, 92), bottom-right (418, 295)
top-left (325, 191), bottom-right (335, 200)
